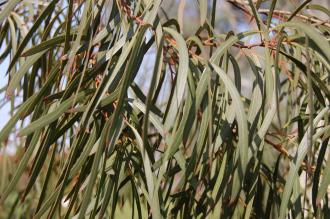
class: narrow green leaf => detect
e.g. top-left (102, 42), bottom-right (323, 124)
top-left (199, 0), bottom-right (207, 25)
top-left (19, 91), bottom-right (90, 136)
top-left (6, 51), bottom-right (46, 96)
top-left (163, 27), bottom-right (189, 129)
top-left (279, 108), bottom-right (329, 219)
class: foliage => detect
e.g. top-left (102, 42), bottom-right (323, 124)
top-left (0, 0), bottom-right (329, 218)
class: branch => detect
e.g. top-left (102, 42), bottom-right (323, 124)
top-left (227, 0), bottom-right (330, 28)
